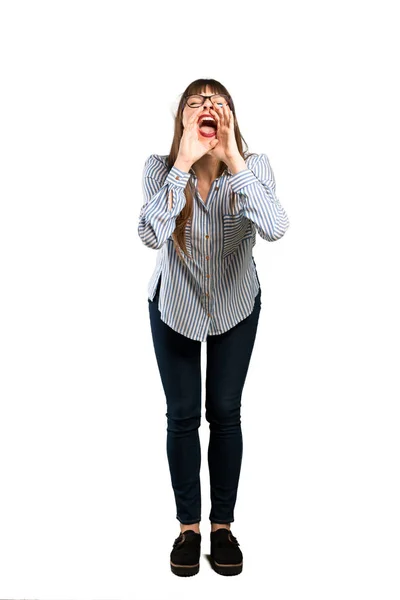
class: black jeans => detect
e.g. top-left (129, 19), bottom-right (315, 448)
top-left (148, 275), bottom-right (262, 525)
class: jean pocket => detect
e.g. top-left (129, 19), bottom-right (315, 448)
top-left (222, 213), bottom-right (253, 259)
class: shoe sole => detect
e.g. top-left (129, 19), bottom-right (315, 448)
top-left (210, 556), bottom-right (243, 576)
top-left (170, 560), bottom-right (200, 576)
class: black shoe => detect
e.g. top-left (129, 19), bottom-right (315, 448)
top-left (210, 528), bottom-right (243, 576)
top-left (170, 529), bottom-right (201, 577)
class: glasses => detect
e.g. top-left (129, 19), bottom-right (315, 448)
top-left (184, 94), bottom-right (232, 109)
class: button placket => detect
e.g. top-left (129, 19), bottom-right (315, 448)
top-left (193, 175), bottom-right (221, 320)
top-left (204, 212), bottom-right (210, 316)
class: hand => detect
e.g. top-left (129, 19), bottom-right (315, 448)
top-left (206, 103), bottom-right (241, 164)
top-left (177, 106), bottom-right (219, 166)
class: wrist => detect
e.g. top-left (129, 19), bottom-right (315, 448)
top-left (175, 156), bottom-right (193, 172)
top-left (226, 154), bottom-right (246, 174)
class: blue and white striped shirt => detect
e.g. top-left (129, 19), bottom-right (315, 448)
top-left (138, 151), bottom-right (290, 342)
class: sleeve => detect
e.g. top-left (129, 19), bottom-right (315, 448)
top-left (229, 153), bottom-right (290, 241)
top-left (138, 154), bottom-right (191, 249)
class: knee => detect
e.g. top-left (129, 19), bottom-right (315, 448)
top-left (166, 401), bottom-right (201, 434)
top-left (205, 395), bottom-right (242, 429)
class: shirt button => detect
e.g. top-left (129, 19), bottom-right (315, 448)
top-left (215, 186), bottom-right (219, 190)
top-left (208, 313), bottom-right (212, 317)
top-left (206, 274), bottom-right (210, 279)
top-left (205, 234), bottom-right (209, 239)
top-left (205, 256), bottom-right (209, 260)
top-left (175, 175), bottom-right (180, 179)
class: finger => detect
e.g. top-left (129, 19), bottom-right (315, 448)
top-left (227, 106), bottom-right (234, 131)
top-left (221, 103), bottom-right (228, 126)
top-left (183, 110), bottom-right (197, 129)
top-left (210, 106), bottom-right (221, 127)
top-left (187, 115), bottom-right (202, 134)
top-left (215, 104), bottom-right (224, 125)
top-left (223, 103), bottom-right (230, 124)
top-left (217, 105), bottom-right (224, 127)
top-left (188, 107), bottom-right (203, 126)
top-left (207, 139), bottom-right (219, 153)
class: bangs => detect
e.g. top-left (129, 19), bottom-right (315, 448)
top-left (186, 80), bottom-right (225, 97)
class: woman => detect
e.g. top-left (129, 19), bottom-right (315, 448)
top-left (138, 79), bottom-right (290, 576)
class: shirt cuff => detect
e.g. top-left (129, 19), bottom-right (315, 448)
top-left (229, 168), bottom-right (261, 194)
top-left (166, 165), bottom-right (191, 188)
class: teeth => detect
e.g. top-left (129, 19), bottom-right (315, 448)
top-left (199, 116), bottom-right (216, 124)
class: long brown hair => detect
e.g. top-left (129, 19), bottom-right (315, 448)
top-left (167, 78), bottom-right (256, 262)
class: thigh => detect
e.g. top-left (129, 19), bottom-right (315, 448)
top-left (206, 288), bottom-right (262, 399)
top-left (148, 276), bottom-right (202, 408)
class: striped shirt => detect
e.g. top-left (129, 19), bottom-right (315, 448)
top-left (138, 151), bottom-right (290, 342)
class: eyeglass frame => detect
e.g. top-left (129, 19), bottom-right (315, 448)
top-left (183, 93), bottom-right (234, 110)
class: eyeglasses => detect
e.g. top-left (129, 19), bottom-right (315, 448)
top-left (184, 94), bottom-right (232, 109)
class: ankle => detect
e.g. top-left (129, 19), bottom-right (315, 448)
top-left (211, 522), bottom-right (231, 532)
top-left (180, 522), bottom-right (200, 534)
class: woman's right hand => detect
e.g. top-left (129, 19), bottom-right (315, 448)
top-left (177, 107), bottom-right (219, 166)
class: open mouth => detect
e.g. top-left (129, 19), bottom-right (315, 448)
top-left (197, 115), bottom-right (217, 138)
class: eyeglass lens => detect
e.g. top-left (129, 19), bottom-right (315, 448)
top-left (186, 94), bottom-right (230, 108)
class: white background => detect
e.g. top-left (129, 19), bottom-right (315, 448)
top-left (1, 1), bottom-right (399, 598)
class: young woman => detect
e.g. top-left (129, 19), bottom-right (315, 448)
top-left (138, 78), bottom-right (290, 576)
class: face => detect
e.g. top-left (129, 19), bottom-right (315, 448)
top-left (182, 86), bottom-right (229, 141)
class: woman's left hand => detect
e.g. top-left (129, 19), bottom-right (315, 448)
top-left (206, 103), bottom-right (240, 164)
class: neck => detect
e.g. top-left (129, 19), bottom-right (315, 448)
top-left (192, 154), bottom-right (221, 182)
